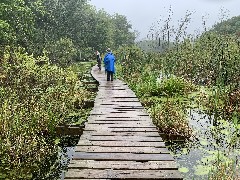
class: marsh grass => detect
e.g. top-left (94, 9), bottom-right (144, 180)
top-left (208, 161), bottom-right (239, 180)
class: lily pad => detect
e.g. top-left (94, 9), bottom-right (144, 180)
top-left (194, 165), bottom-right (211, 175)
top-left (179, 167), bottom-right (189, 173)
top-left (200, 140), bottom-right (208, 146)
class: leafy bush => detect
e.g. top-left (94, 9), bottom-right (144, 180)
top-left (0, 47), bottom-right (92, 179)
top-left (134, 72), bottom-right (160, 97)
top-left (135, 81), bottom-right (158, 97)
top-left (46, 37), bottom-right (77, 67)
top-left (149, 101), bottom-right (192, 137)
top-left (133, 74), bottom-right (195, 98)
top-left (158, 75), bottom-right (195, 97)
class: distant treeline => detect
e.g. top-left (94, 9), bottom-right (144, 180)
top-left (137, 15), bottom-right (240, 52)
top-left (0, 0), bottom-right (136, 65)
top-left (211, 15), bottom-right (240, 36)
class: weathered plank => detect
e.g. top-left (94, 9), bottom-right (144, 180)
top-left (90, 112), bottom-right (149, 117)
top-left (56, 125), bottom-right (84, 136)
top-left (72, 152), bottom-right (174, 161)
top-left (87, 117), bottom-right (152, 121)
top-left (65, 179), bottom-right (109, 180)
top-left (64, 169), bottom-right (182, 179)
top-left (68, 160), bottom-right (177, 169)
top-left (79, 135), bottom-right (163, 142)
top-left (86, 121), bottom-right (154, 125)
top-left (77, 140), bottom-right (165, 147)
top-left (83, 127), bottom-right (159, 132)
top-left (84, 123), bottom-right (157, 128)
top-left (93, 100), bottom-right (141, 104)
top-left (82, 131), bottom-right (162, 137)
top-left (75, 146), bottom-right (170, 154)
top-left (90, 110), bottom-right (146, 114)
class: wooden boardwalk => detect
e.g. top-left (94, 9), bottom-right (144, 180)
top-left (64, 65), bottom-right (183, 179)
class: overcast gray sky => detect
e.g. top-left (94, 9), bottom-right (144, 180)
top-left (89, 0), bottom-right (240, 40)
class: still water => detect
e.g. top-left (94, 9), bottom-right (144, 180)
top-left (59, 146), bottom-right (75, 180)
top-left (170, 109), bottom-right (239, 179)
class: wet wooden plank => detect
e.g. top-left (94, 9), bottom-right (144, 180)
top-left (113, 107), bottom-right (144, 109)
top-left (95, 100), bottom-right (140, 103)
top-left (88, 115), bottom-right (151, 119)
top-left (90, 112), bottom-right (150, 117)
top-left (68, 160), bottom-right (177, 169)
top-left (89, 111), bottom-right (151, 116)
top-left (90, 110), bottom-right (147, 114)
top-left (64, 169), bottom-right (182, 179)
top-left (56, 125), bottom-right (84, 136)
top-left (89, 112), bottom-right (148, 116)
top-left (97, 92), bottom-right (135, 95)
top-left (66, 179), bottom-right (109, 180)
top-left (83, 129), bottom-right (159, 133)
top-left (91, 111), bottom-right (151, 116)
top-left (79, 135), bottom-right (163, 142)
top-left (82, 131), bottom-right (162, 137)
top-left (84, 123), bottom-right (157, 129)
top-left (95, 105), bottom-right (140, 108)
top-left (86, 121), bottom-right (152, 125)
top-left (86, 121), bottom-right (154, 125)
top-left (72, 152), bottom-right (174, 161)
top-left (94, 99), bottom-right (140, 103)
top-left (93, 103), bottom-right (143, 106)
top-left (87, 117), bottom-right (152, 122)
top-left (97, 90), bottom-right (132, 93)
top-left (75, 146), bottom-right (170, 154)
top-left (83, 127), bottom-right (159, 132)
top-left (92, 115), bottom-right (149, 120)
top-left (77, 140), bottom-right (165, 147)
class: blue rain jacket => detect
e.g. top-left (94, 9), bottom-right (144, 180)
top-left (104, 52), bottom-right (115, 73)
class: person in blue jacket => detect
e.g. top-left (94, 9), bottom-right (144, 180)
top-left (104, 48), bottom-right (115, 81)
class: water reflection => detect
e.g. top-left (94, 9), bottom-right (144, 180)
top-left (58, 136), bottom-right (79, 180)
top-left (59, 146), bottom-right (75, 180)
top-left (188, 109), bottom-right (214, 132)
top-left (167, 109), bottom-right (236, 179)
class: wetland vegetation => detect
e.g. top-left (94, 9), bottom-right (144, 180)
top-left (115, 14), bottom-right (240, 179)
top-left (1, 0), bottom-right (239, 179)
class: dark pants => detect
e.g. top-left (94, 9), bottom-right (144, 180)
top-left (97, 59), bottom-right (101, 70)
top-left (107, 71), bottom-right (114, 81)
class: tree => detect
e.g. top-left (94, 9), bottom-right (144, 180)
top-left (87, 9), bottom-right (114, 52)
top-left (211, 15), bottom-right (240, 36)
top-left (0, 0), bottom-right (36, 49)
top-left (111, 13), bottom-right (136, 48)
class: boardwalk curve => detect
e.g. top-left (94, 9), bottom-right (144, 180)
top-left (64, 65), bottom-right (183, 179)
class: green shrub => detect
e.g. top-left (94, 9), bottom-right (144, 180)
top-left (149, 101), bottom-right (192, 137)
top-left (158, 75), bottom-right (195, 97)
top-left (135, 81), bottom-right (158, 97)
top-left (46, 37), bottom-right (77, 67)
top-left (0, 48), bottom-right (92, 179)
